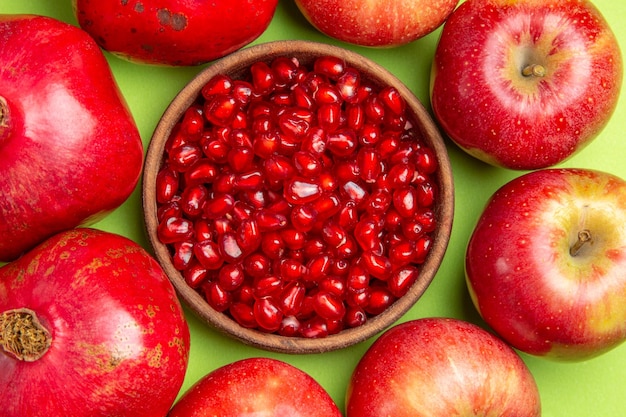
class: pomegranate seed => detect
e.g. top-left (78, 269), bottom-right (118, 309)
top-left (284, 177), bottom-right (322, 205)
top-left (261, 231), bottom-right (285, 259)
top-left (347, 264), bottom-right (370, 291)
top-left (416, 181), bottom-right (436, 207)
top-left (254, 297), bottom-right (283, 332)
top-left (364, 95), bottom-right (385, 123)
top-left (327, 129), bottom-right (358, 157)
top-left (290, 204), bottom-right (317, 232)
top-left (379, 86), bottom-right (405, 116)
top-left (171, 240), bottom-right (194, 271)
top-left (345, 306), bottom-right (367, 328)
top-left (194, 239), bottom-right (223, 270)
top-left (279, 316), bottom-right (301, 337)
top-left (346, 288), bottom-right (371, 308)
top-left (181, 184), bottom-right (208, 218)
top-left (299, 317), bottom-right (328, 338)
top-left (306, 254), bottom-right (333, 282)
top-left (202, 138), bottom-right (230, 163)
top-left (201, 73), bottom-right (233, 99)
top-left (217, 263), bottom-right (245, 291)
top-left (278, 108), bottom-right (313, 137)
top-left (361, 250), bottom-right (392, 280)
top-left (204, 95), bottom-right (238, 127)
top-left (158, 216), bottom-right (194, 244)
top-left (313, 291), bottom-right (346, 321)
top-left (218, 232), bottom-right (245, 263)
top-left (156, 167), bottom-right (179, 204)
top-left (389, 240), bottom-right (417, 267)
top-left (155, 55), bottom-right (442, 338)
top-left (250, 61), bottom-right (275, 95)
top-left (280, 281), bottom-right (305, 316)
top-left (231, 80), bottom-right (253, 105)
top-left (272, 56), bottom-right (299, 86)
top-left (243, 252), bottom-right (271, 279)
top-left (389, 265), bottom-right (419, 297)
top-left (414, 235), bottom-right (433, 264)
top-left (204, 281), bottom-right (231, 312)
top-left (169, 144), bottom-right (202, 172)
top-left (234, 170), bottom-right (264, 190)
top-left (185, 160), bottom-right (218, 185)
top-left (313, 56), bottom-right (345, 79)
top-left (393, 186), bottom-right (418, 218)
top-left (230, 302), bottom-right (257, 328)
top-left (319, 276), bottom-right (345, 297)
top-left (253, 275), bottom-right (283, 298)
top-left (365, 286), bottom-right (396, 315)
top-left (336, 68), bottom-right (360, 102)
top-left (204, 193), bottom-right (234, 219)
top-left (293, 151), bottom-right (322, 177)
top-left (183, 260), bottom-right (208, 289)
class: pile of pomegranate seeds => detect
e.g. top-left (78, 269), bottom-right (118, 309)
top-left (155, 55), bottom-right (439, 338)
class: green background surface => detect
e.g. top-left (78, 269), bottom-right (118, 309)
top-left (2, 0), bottom-right (625, 415)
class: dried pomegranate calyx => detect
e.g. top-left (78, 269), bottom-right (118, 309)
top-left (0, 308), bottom-right (51, 361)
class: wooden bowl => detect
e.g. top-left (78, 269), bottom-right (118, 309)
top-left (143, 40), bottom-right (454, 354)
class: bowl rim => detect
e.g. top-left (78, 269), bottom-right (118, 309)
top-left (142, 39), bottom-right (454, 354)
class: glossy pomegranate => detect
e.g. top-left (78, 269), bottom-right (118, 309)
top-left (0, 15), bottom-right (143, 262)
top-left (154, 55), bottom-right (440, 337)
top-left (0, 228), bottom-right (190, 417)
top-left (73, 0), bottom-right (279, 66)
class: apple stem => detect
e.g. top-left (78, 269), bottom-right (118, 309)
top-left (0, 308), bottom-right (51, 362)
top-left (522, 64), bottom-right (546, 78)
top-left (570, 229), bottom-right (592, 257)
top-left (0, 96), bottom-right (10, 143)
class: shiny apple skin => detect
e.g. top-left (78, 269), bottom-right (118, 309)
top-left (0, 15), bottom-right (143, 262)
top-left (466, 168), bottom-right (626, 361)
top-left (0, 228), bottom-right (190, 417)
top-left (431, 0), bottom-right (623, 170)
top-left (295, 0), bottom-right (459, 47)
top-left (346, 318), bottom-right (541, 417)
top-left (168, 357), bottom-right (343, 417)
top-left (73, 0), bottom-right (279, 66)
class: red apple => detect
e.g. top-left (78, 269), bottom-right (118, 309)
top-left (430, 0), bottom-right (623, 170)
top-left (295, 0), bottom-right (459, 47)
top-left (346, 317), bottom-right (541, 417)
top-left (0, 15), bottom-right (143, 262)
top-left (0, 228), bottom-right (190, 417)
top-left (168, 357), bottom-right (342, 417)
top-left (73, 0), bottom-right (279, 66)
top-left (466, 168), bottom-right (626, 361)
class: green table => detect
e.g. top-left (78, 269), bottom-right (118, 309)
top-left (2, 1), bottom-right (625, 415)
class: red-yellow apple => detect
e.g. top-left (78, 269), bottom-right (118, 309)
top-left (346, 318), bottom-right (541, 417)
top-left (295, 0), bottom-right (459, 47)
top-left (430, 0), bottom-right (622, 170)
top-left (466, 168), bottom-right (626, 361)
top-left (168, 357), bottom-right (342, 417)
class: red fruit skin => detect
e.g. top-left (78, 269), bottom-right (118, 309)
top-left (0, 15), bottom-right (143, 262)
top-left (0, 228), bottom-right (190, 417)
top-left (431, 0), bottom-right (623, 170)
top-left (168, 357), bottom-right (343, 417)
top-left (295, 0), bottom-right (459, 47)
top-left (73, 0), bottom-right (279, 66)
top-left (346, 318), bottom-right (541, 417)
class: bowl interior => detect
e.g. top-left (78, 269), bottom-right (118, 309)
top-left (143, 40), bottom-right (454, 354)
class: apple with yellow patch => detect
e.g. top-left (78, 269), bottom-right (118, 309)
top-left (431, 0), bottom-right (622, 170)
top-left (346, 318), bottom-right (540, 416)
top-left (295, 0), bottom-right (459, 47)
top-left (466, 168), bottom-right (626, 361)
top-left (168, 357), bottom-right (342, 417)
